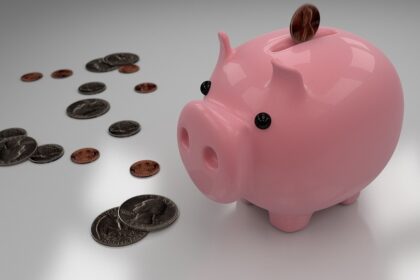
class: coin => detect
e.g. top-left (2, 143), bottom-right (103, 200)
top-left (290, 4), bottom-right (320, 43)
top-left (134, 83), bottom-right (157, 94)
top-left (51, 69), bottom-right (73, 79)
top-left (130, 160), bottom-right (160, 178)
top-left (70, 147), bottom-right (99, 164)
top-left (104, 53), bottom-right (139, 66)
top-left (78, 82), bottom-right (106, 95)
top-left (0, 136), bottom-right (37, 166)
top-left (86, 58), bottom-right (118, 73)
top-left (91, 207), bottom-right (148, 247)
top-left (0, 128), bottom-right (27, 141)
top-left (21, 72), bottom-right (43, 82)
top-left (30, 144), bottom-right (64, 164)
top-left (118, 194), bottom-right (179, 232)
top-left (119, 64), bottom-right (140, 74)
top-left (66, 98), bottom-right (110, 119)
top-left (108, 120), bottom-right (141, 138)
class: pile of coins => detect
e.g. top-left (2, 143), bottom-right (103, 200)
top-left (0, 128), bottom-right (64, 166)
top-left (92, 194), bottom-right (179, 247)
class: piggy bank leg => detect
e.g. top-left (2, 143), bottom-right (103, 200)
top-left (340, 192), bottom-right (360, 206)
top-left (268, 212), bottom-right (312, 233)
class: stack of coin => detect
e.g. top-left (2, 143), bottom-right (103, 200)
top-left (92, 194), bottom-right (179, 247)
top-left (85, 52), bottom-right (140, 74)
top-left (0, 128), bottom-right (64, 166)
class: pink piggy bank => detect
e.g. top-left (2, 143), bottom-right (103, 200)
top-left (177, 27), bottom-right (404, 232)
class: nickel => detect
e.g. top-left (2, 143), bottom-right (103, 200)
top-left (86, 58), bottom-right (118, 73)
top-left (91, 207), bottom-right (148, 247)
top-left (78, 82), bottom-right (106, 95)
top-left (0, 128), bottom-right (27, 141)
top-left (108, 120), bottom-right (141, 138)
top-left (130, 160), bottom-right (160, 178)
top-left (66, 98), bottom-right (110, 119)
top-left (71, 147), bottom-right (100, 164)
top-left (290, 4), bottom-right (320, 43)
top-left (30, 144), bottom-right (64, 164)
top-left (0, 136), bottom-right (38, 166)
top-left (118, 194), bottom-right (179, 232)
top-left (104, 53), bottom-right (139, 66)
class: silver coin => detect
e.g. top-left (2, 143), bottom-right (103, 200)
top-left (66, 98), bottom-right (110, 119)
top-left (0, 136), bottom-right (37, 166)
top-left (30, 144), bottom-right (64, 164)
top-left (91, 207), bottom-right (148, 247)
top-left (104, 53), bottom-right (139, 66)
top-left (0, 128), bottom-right (27, 141)
top-left (118, 194), bottom-right (179, 232)
top-left (78, 82), bottom-right (106, 95)
top-left (108, 120), bottom-right (141, 138)
top-left (85, 58), bottom-right (118, 73)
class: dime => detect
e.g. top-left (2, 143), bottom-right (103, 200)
top-left (30, 144), bottom-right (64, 164)
top-left (119, 64), bottom-right (140, 74)
top-left (91, 207), bottom-right (148, 247)
top-left (78, 82), bottom-right (106, 95)
top-left (134, 82), bottom-right (157, 94)
top-left (104, 53), bottom-right (139, 66)
top-left (51, 69), bottom-right (73, 79)
top-left (0, 136), bottom-right (37, 166)
top-left (0, 128), bottom-right (27, 141)
top-left (130, 160), bottom-right (160, 178)
top-left (71, 147), bottom-right (99, 164)
top-left (66, 98), bottom-right (110, 119)
top-left (21, 72), bottom-right (43, 82)
top-left (290, 4), bottom-right (320, 43)
top-left (86, 58), bottom-right (118, 73)
top-left (108, 120), bottom-right (141, 138)
top-left (118, 194), bottom-right (179, 232)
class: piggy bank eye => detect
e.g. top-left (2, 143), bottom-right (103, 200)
top-left (255, 112), bottom-right (271, 129)
top-left (200, 80), bottom-right (211, 95)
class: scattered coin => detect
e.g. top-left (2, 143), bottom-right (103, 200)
top-left (0, 136), bottom-right (38, 166)
top-left (119, 64), bottom-right (140, 74)
top-left (0, 128), bottom-right (27, 141)
top-left (91, 207), bottom-right (148, 247)
top-left (51, 69), bottom-right (73, 79)
top-left (21, 72), bottom-right (43, 82)
top-left (108, 120), bottom-right (141, 138)
top-left (66, 98), bottom-right (110, 119)
top-left (104, 53), bottom-right (139, 66)
top-left (118, 194), bottom-right (179, 232)
top-left (134, 82), bottom-right (157, 94)
top-left (86, 58), bottom-right (118, 73)
top-left (71, 147), bottom-right (100, 164)
top-left (78, 82), bottom-right (106, 95)
top-left (290, 4), bottom-right (320, 43)
top-left (130, 160), bottom-right (160, 178)
top-left (30, 144), bottom-right (64, 164)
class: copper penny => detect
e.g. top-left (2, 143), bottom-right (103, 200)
top-left (119, 64), bottom-right (140, 74)
top-left (130, 160), bottom-right (160, 178)
top-left (51, 69), bottom-right (73, 79)
top-left (21, 72), bottom-right (43, 82)
top-left (71, 147), bottom-right (100, 164)
top-left (134, 83), bottom-right (157, 94)
top-left (290, 4), bottom-right (320, 43)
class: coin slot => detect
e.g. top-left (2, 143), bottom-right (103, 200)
top-left (270, 29), bottom-right (337, 52)
top-left (203, 146), bottom-right (218, 169)
top-left (180, 127), bottom-right (190, 150)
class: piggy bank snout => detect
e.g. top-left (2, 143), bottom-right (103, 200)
top-left (177, 101), bottom-right (248, 203)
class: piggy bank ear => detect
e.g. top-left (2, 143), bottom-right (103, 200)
top-left (268, 58), bottom-right (307, 99)
top-left (217, 31), bottom-right (235, 64)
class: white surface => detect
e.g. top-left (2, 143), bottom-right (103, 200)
top-left (0, 0), bottom-right (419, 279)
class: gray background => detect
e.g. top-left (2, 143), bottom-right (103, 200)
top-left (0, 0), bottom-right (419, 279)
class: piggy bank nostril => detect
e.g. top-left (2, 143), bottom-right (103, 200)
top-left (180, 127), bottom-right (190, 149)
top-left (203, 146), bottom-right (218, 169)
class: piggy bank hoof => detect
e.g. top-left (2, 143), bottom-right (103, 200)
top-left (340, 192), bottom-right (360, 206)
top-left (269, 213), bottom-right (312, 233)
